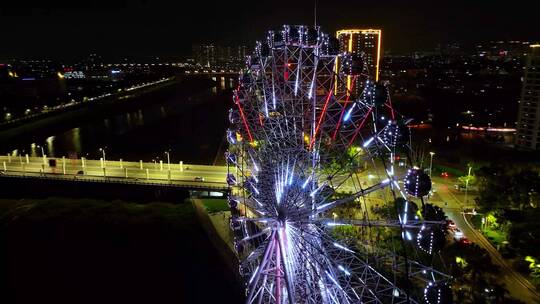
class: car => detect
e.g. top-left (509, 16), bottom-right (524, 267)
top-left (454, 184), bottom-right (467, 191)
top-left (76, 170), bottom-right (84, 175)
top-left (446, 219), bottom-right (457, 230)
top-left (463, 207), bottom-right (476, 215)
top-left (194, 176), bottom-right (205, 182)
top-left (453, 229), bottom-right (464, 241)
top-left (459, 237), bottom-right (472, 245)
top-left (441, 172), bottom-right (450, 178)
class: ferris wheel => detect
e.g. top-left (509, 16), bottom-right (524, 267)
top-left (225, 25), bottom-right (451, 304)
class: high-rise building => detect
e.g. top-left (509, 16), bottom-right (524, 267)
top-left (237, 46), bottom-right (247, 62)
top-left (336, 29), bottom-right (382, 82)
top-left (217, 46), bottom-right (233, 64)
top-left (516, 44), bottom-right (540, 150)
top-left (192, 44), bottom-right (216, 67)
top-left (192, 44), bottom-right (248, 68)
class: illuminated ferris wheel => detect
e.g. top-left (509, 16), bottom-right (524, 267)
top-left (225, 25), bottom-right (451, 304)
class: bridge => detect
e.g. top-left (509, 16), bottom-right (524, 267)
top-left (184, 69), bottom-right (239, 76)
top-left (0, 155), bottom-right (229, 191)
top-left (0, 153), bottom-right (384, 194)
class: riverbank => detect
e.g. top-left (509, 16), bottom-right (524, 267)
top-left (0, 76), bottom-right (214, 149)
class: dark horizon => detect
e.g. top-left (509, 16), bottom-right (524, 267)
top-left (1, 0), bottom-right (539, 61)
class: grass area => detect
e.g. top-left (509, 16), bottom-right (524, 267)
top-left (470, 214), bottom-right (482, 228)
top-left (0, 197), bottom-right (196, 229)
top-left (482, 228), bottom-right (507, 246)
top-left (0, 197), bottom-right (243, 303)
top-left (200, 198), bottom-right (229, 214)
top-left (433, 164), bottom-right (466, 177)
top-left (470, 215), bottom-right (507, 247)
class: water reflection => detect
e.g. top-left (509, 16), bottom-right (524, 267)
top-left (6, 78), bottom-right (236, 162)
top-left (71, 128), bottom-right (81, 154)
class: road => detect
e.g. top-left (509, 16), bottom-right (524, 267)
top-left (0, 77), bottom-right (174, 129)
top-left (0, 155), bottom-right (228, 190)
top-left (432, 177), bottom-right (540, 304)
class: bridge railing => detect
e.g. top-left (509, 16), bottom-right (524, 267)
top-left (0, 171), bottom-right (228, 190)
top-left (0, 155), bottom-right (230, 190)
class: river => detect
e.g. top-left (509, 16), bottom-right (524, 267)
top-left (2, 76), bottom-right (237, 166)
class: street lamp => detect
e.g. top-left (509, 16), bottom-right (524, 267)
top-left (164, 151), bottom-right (171, 170)
top-left (429, 151), bottom-right (435, 179)
top-left (465, 165), bottom-right (472, 204)
top-left (99, 147), bottom-right (106, 168)
top-left (37, 145), bottom-right (46, 165)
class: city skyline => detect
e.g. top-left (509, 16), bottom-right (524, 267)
top-left (1, 0), bottom-right (538, 60)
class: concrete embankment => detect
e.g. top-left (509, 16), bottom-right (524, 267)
top-left (191, 198), bottom-right (240, 280)
top-left (0, 175), bottom-right (190, 202)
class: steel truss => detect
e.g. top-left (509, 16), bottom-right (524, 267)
top-left (226, 25), bottom-right (451, 304)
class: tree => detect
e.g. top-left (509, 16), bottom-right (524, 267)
top-left (443, 242), bottom-right (513, 303)
top-left (507, 208), bottom-right (540, 258)
top-left (509, 169), bottom-right (540, 210)
top-left (458, 174), bottom-right (476, 187)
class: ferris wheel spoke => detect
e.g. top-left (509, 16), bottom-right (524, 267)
top-left (315, 179), bottom-right (393, 215)
top-left (319, 218), bottom-right (446, 230)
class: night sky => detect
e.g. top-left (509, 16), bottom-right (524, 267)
top-left (0, 0), bottom-right (537, 60)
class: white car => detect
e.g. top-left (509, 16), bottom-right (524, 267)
top-left (453, 229), bottom-right (464, 241)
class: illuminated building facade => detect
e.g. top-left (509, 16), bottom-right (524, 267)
top-left (192, 44), bottom-right (248, 68)
top-left (192, 44), bottom-right (216, 67)
top-left (337, 29), bottom-right (381, 80)
top-left (516, 44), bottom-right (540, 150)
top-left (336, 29), bottom-right (382, 97)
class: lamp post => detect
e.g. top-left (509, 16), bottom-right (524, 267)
top-left (165, 151), bottom-right (171, 170)
top-left (99, 147), bottom-right (106, 168)
top-left (465, 165), bottom-right (472, 204)
top-left (37, 145), bottom-right (46, 165)
top-left (429, 151), bottom-right (435, 179)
